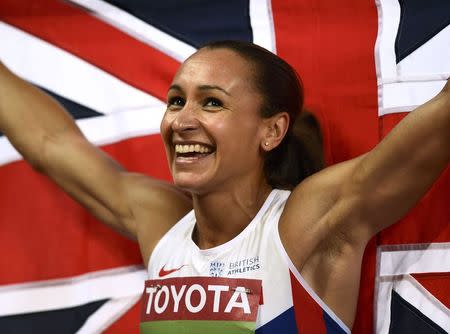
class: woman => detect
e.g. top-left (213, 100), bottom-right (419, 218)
top-left (0, 41), bottom-right (448, 333)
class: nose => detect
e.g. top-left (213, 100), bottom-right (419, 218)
top-left (171, 104), bottom-right (200, 133)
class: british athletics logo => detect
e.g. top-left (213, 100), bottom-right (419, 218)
top-left (209, 261), bottom-right (226, 277)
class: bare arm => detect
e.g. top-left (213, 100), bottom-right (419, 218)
top-left (284, 79), bottom-right (450, 249)
top-left (280, 79), bottom-right (449, 327)
top-left (345, 79), bottom-right (450, 238)
top-left (0, 62), bottom-right (191, 254)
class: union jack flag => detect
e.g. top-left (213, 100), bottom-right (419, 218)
top-left (0, 0), bottom-right (448, 333)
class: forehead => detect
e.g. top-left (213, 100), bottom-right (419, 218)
top-left (171, 49), bottom-right (257, 92)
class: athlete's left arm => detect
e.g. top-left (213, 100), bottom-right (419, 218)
top-left (343, 78), bottom-right (450, 239)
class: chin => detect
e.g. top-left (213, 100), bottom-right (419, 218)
top-left (172, 173), bottom-right (211, 194)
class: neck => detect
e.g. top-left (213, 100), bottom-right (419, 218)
top-left (191, 181), bottom-right (272, 249)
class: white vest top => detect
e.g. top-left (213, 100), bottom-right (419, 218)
top-left (146, 189), bottom-right (350, 333)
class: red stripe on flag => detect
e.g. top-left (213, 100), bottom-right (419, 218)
top-left (273, 2), bottom-right (379, 332)
top-left (0, 0), bottom-right (180, 101)
top-left (411, 272), bottom-right (450, 309)
top-left (289, 271), bottom-right (327, 334)
top-left (272, 0), bottom-right (379, 165)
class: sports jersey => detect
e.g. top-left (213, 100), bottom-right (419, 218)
top-left (141, 189), bottom-right (351, 333)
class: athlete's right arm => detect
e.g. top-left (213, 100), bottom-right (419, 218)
top-left (0, 62), bottom-right (192, 250)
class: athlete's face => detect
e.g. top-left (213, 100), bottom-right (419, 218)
top-left (160, 48), bottom-right (267, 194)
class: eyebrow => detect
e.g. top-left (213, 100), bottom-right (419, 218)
top-left (198, 85), bottom-right (231, 96)
top-left (168, 84), bottom-right (183, 93)
top-left (168, 84), bottom-right (231, 96)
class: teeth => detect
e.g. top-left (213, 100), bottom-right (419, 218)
top-left (175, 144), bottom-right (212, 154)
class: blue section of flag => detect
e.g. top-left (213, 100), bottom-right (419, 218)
top-left (255, 307), bottom-right (298, 334)
top-left (104, 0), bottom-right (253, 47)
top-left (389, 290), bottom-right (447, 334)
top-left (395, 0), bottom-right (450, 62)
top-left (0, 299), bottom-right (107, 334)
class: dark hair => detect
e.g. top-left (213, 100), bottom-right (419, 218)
top-left (200, 40), bottom-right (324, 189)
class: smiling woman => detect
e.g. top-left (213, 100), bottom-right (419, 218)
top-left (0, 40), bottom-right (448, 333)
top-left (162, 41), bottom-right (322, 195)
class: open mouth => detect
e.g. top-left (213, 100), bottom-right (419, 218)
top-left (174, 144), bottom-right (216, 159)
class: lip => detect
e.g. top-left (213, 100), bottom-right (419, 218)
top-left (174, 151), bottom-right (215, 166)
top-left (170, 136), bottom-right (217, 170)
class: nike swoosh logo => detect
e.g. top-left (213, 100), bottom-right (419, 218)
top-left (158, 265), bottom-right (186, 277)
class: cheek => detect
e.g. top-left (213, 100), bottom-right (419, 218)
top-left (159, 113), bottom-right (174, 156)
top-left (224, 112), bottom-right (261, 140)
top-left (214, 120), bottom-right (261, 156)
top-left (160, 113), bottom-right (172, 139)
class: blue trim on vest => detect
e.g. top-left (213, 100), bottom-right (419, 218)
top-left (323, 311), bottom-right (348, 334)
top-left (256, 307), bottom-right (298, 333)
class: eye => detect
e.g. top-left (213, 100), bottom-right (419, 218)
top-left (204, 97), bottom-right (223, 108)
top-left (167, 96), bottom-right (185, 108)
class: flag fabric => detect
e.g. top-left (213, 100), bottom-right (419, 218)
top-left (373, 1), bottom-right (450, 333)
top-left (0, 0), bottom-right (448, 333)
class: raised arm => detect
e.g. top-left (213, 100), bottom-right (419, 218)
top-left (346, 79), bottom-right (449, 237)
top-left (280, 79), bottom-right (449, 327)
top-left (0, 62), bottom-right (191, 262)
top-left (285, 79), bottom-right (449, 244)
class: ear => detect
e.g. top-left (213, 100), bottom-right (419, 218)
top-left (260, 112), bottom-right (290, 151)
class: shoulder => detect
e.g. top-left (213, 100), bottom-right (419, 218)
top-left (122, 173), bottom-right (193, 265)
